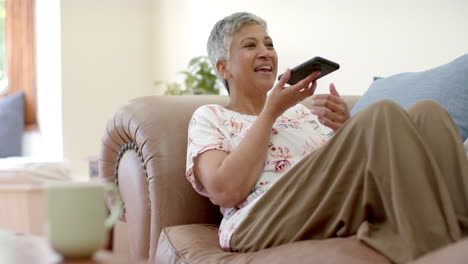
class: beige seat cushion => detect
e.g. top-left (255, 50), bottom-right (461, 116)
top-left (156, 224), bottom-right (391, 264)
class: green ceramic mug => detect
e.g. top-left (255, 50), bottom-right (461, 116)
top-left (45, 181), bottom-right (122, 259)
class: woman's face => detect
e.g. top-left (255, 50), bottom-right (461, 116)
top-left (222, 23), bottom-right (278, 94)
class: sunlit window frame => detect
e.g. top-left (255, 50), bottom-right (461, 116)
top-left (0, 0), bottom-right (37, 131)
top-left (0, 0), bottom-right (6, 93)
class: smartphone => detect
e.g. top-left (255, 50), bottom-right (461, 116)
top-left (278, 56), bottom-right (340, 85)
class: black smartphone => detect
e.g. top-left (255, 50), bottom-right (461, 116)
top-left (278, 56), bottom-right (340, 85)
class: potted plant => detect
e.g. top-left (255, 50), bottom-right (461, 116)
top-left (157, 56), bottom-right (223, 95)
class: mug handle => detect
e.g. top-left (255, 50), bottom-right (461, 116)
top-left (103, 183), bottom-right (123, 230)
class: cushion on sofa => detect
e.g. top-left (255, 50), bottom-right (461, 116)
top-left (350, 54), bottom-right (468, 140)
top-left (0, 92), bottom-right (25, 157)
top-left (156, 224), bottom-right (391, 264)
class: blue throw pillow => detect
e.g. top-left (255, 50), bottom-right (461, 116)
top-left (0, 92), bottom-right (25, 157)
top-left (351, 54), bottom-right (468, 140)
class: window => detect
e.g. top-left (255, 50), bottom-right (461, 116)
top-left (0, 0), bottom-right (6, 94)
top-left (0, 0), bottom-right (37, 130)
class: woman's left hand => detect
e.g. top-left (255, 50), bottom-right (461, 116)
top-left (310, 83), bottom-right (350, 132)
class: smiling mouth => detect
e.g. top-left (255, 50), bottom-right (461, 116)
top-left (254, 65), bottom-right (272, 72)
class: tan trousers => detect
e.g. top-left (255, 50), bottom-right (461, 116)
top-left (230, 100), bottom-right (468, 263)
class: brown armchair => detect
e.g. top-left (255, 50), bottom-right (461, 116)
top-left (98, 95), bottom-right (467, 264)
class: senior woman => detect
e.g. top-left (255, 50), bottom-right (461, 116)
top-left (185, 12), bottom-right (468, 263)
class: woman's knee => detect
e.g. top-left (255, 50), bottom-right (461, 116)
top-left (355, 99), bottom-right (404, 120)
top-left (369, 99), bottom-right (401, 111)
top-left (344, 99), bottom-right (407, 133)
top-left (407, 100), bottom-right (448, 117)
top-left (406, 100), bottom-right (455, 132)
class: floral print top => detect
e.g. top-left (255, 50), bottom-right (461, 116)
top-left (185, 103), bottom-right (332, 251)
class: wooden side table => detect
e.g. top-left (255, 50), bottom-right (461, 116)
top-left (0, 229), bottom-right (146, 264)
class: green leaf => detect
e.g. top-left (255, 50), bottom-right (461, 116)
top-left (163, 82), bottom-right (185, 95)
top-left (156, 55), bottom-right (220, 96)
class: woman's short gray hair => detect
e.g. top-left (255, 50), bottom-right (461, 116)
top-left (207, 12), bottom-right (267, 93)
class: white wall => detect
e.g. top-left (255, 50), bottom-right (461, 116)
top-left (60, 0), bottom-right (155, 177)
top-left (155, 0), bottom-right (468, 95)
top-left (153, 0), bottom-right (189, 93)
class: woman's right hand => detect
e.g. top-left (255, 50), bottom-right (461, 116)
top-left (263, 69), bottom-right (321, 118)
